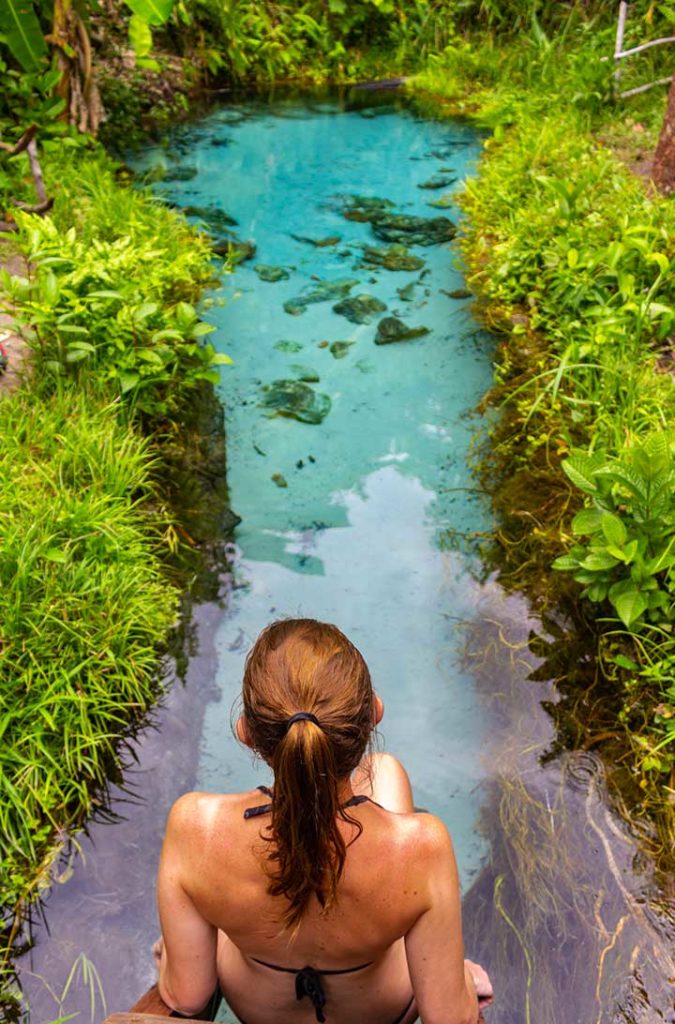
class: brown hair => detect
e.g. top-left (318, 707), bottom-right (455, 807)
top-left (242, 618), bottom-right (374, 930)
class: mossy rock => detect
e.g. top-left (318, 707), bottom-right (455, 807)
top-left (255, 264), bottom-right (290, 283)
top-left (333, 293), bottom-right (387, 324)
top-left (183, 205), bottom-right (238, 230)
top-left (397, 281), bottom-right (416, 302)
top-left (341, 195), bottom-right (395, 223)
top-left (284, 278), bottom-right (359, 316)
top-left (291, 234), bottom-right (342, 247)
top-left (361, 245), bottom-right (425, 272)
top-left (375, 317), bottom-right (430, 345)
top-left (330, 341), bottom-right (354, 359)
top-left (274, 340), bottom-right (303, 353)
top-left (290, 364), bottom-right (320, 382)
top-left (372, 213), bottom-right (456, 246)
top-left (417, 174), bottom-right (457, 190)
top-left (260, 380), bottom-right (332, 424)
top-left (164, 165), bottom-right (198, 182)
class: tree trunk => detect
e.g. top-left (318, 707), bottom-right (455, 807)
top-left (653, 73), bottom-right (675, 196)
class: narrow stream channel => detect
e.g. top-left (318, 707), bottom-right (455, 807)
top-left (16, 91), bottom-right (674, 1024)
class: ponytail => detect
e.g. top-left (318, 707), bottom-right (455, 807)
top-left (267, 718), bottom-right (362, 930)
top-left (241, 619), bottom-right (374, 931)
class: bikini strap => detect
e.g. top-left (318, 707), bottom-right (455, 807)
top-left (243, 790), bottom-right (374, 820)
top-left (250, 956), bottom-right (373, 975)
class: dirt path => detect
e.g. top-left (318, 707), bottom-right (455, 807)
top-left (0, 241), bottom-right (29, 397)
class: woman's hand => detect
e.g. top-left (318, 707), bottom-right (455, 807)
top-left (465, 959), bottom-right (494, 1008)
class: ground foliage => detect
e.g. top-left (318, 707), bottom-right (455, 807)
top-left (0, 140), bottom-right (230, 1016)
top-left (411, 14), bottom-right (675, 858)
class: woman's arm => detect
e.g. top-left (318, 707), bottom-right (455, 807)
top-left (404, 817), bottom-right (485, 1024)
top-left (156, 795), bottom-right (219, 1015)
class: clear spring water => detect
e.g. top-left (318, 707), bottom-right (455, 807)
top-left (15, 92), bottom-right (675, 1024)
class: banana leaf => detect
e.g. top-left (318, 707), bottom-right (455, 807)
top-left (123, 0), bottom-right (174, 26)
top-left (0, 0), bottom-right (47, 71)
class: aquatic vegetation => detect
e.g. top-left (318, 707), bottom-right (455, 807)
top-left (329, 341), bottom-right (353, 359)
top-left (283, 277), bottom-right (359, 316)
top-left (375, 316), bottom-right (430, 344)
top-left (332, 293), bottom-right (386, 324)
top-left (255, 264), bottom-right (291, 283)
top-left (274, 339), bottom-right (303, 353)
top-left (361, 244), bottom-right (425, 272)
top-left (290, 364), bottom-right (320, 382)
top-left (260, 379), bottom-right (332, 424)
top-left (291, 234), bottom-right (341, 248)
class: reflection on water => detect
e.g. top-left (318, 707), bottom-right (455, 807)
top-left (15, 92), bottom-right (675, 1024)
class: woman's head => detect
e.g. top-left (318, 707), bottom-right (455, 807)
top-left (239, 618), bottom-right (377, 930)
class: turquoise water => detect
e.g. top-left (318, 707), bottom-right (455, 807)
top-left (136, 94), bottom-right (494, 875)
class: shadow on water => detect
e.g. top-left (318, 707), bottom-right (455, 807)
top-left (11, 89), bottom-right (675, 1024)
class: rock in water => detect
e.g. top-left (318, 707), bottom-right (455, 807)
top-left (290, 364), bottom-right (320, 382)
top-left (291, 234), bottom-right (342, 247)
top-left (333, 293), bottom-right (387, 324)
top-left (372, 214), bottom-right (456, 246)
top-left (260, 380), bottom-right (332, 424)
top-left (329, 341), bottom-right (353, 359)
top-left (397, 281), bottom-right (416, 302)
top-left (341, 195), bottom-right (395, 223)
top-left (164, 165), bottom-right (198, 182)
top-left (271, 473), bottom-right (288, 488)
top-left (375, 317), bottom-right (430, 345)
top-left (274, 340), bottom-right (303, 353)
top-left (183, 205), bottom-right (238, 229)
top-left (361, 245), bottom-right (425, 272)
top-left (442, 288), bottom-right (472, 300)
top-left (284, 278), bottom-right (359, 316)
top-left (417, 174), bottom-right (457, 190)
top-left (255, 264), bottom-right (291, 282)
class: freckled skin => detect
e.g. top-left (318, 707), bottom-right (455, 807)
top-left (156, 752), bottom-right (490, 1024)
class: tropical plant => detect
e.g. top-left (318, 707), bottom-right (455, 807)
top-left (552, 433), bottom-right (675, 629)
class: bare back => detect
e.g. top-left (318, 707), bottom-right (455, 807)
top-left (157, 756), bottom-right (480, 1024)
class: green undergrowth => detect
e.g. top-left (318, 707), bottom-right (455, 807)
top-left (411, 36), bottom-right (675, 860)
top-left (0, 143), bottom-right (230, 1015)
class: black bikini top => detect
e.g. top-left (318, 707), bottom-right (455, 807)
top-left (242, 785), bottom-right (375, 1022)
top-left (243, 784), bottom-right (373, 820)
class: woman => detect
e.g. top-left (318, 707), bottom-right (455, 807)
top-left (155, 618), bottom-right (493, 1023)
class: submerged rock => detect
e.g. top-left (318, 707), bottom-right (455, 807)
top-left (341, 195), bottom-right (395, 223)
top-left (260, 379), bottom-right (332, 424)
top-left (211, 237), bottom-right (256, 263)
top-left (210, 136), bottom-right (233, 148)
top-left (291, 234), bottom-right (342, 248)
top-left (255, 264), bottom-right (290, 283)
top-left (375, 317), bottom-right (430, 345)
top-left (372, 214), bottom-right (456, 246)
top-left (361, 245), bottom-right (425, 272)
top-left (290, 364), bottom-right (320, 382)
top-left (164, 165), bottom-right (198, 182)
top-left (271, 472), bottom-right (288, 488)
top-left (274, 339), bottom-right (303, 353)
top-left (333, 293), bottom-right (387, 324)
top-left (417, 174), bottom-right (457, 190)
top-left (284, 278), bottom-right (359, 316)
top-left (426, 195), bottom-right (455, 210)
top-left (183, 205), bottom-right (238, 230)
top-left (330, 341), bottom-right (353, 359)
top-left (397, 281), bottom-right (417, 302)
top-left (442, 288), bottom-right (472, 300)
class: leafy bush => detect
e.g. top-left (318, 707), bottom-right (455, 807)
top-left (553, 433), bottom-right (675, 629)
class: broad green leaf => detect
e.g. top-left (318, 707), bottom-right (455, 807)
top-left (129, 13), bottom-right (152, 56)
top-left (580, 551), bottom-right (619, 571)
top-left (552, 554), bottom-right (579, 571)
top-left (571, 508), bottom-right (603, 535)
top-left (123, 0), bottom-right (174, 26)
top-left (609, 581), bottom-right (647, 628)
top-left (601, 511), bottom-right (627, 548)
top-left (586, 581), bottom-right (609, 602)
top-left (209, 352), bottom-right (233, 365)
top-left (645, 545), bottom-right (675, 575)
top-left (0, 0), bottom-right (47, 71)
top-left (119, 371), bottom-right (140, 393)
top-left (562, 454), bottom-right (601, 495)
top-left (43, 547), bottom-right (67, 563)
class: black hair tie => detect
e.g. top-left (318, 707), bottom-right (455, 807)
top-left (285, 711), bottom-right (321, 731)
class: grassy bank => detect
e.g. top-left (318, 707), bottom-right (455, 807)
top-left (410, 32), bottom-right (675, 859)
top-left (0, 141), bottom-right (229, 1013)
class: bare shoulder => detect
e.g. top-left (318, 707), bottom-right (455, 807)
top-left (164, 790), bottom-right (252, 843)
top-left (387, 809), bottom-right (457, 868)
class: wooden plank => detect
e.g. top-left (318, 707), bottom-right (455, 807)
top-left (129, 985), bottom-right (172, 1016)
